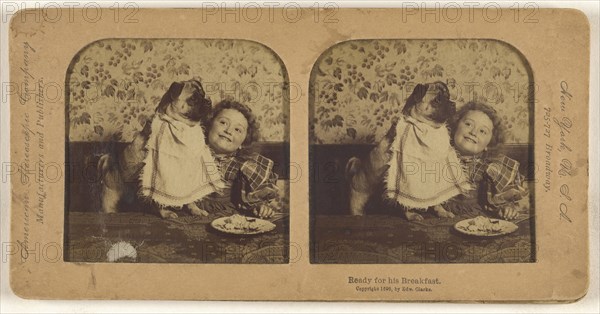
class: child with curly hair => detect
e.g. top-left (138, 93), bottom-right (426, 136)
top-left (446, 101), bottom-right (529, 220)
top-left (196, 100), bottom-right (280, 219)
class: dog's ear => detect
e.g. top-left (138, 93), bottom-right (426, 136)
top-left (401, 83), bottom-right (428, 115)
top-left (166, 81), bottom-right (184, 101)
top-left (413, 83), bottom-right (428, 98)
top-left (156, 81), bottom-right (184, 113)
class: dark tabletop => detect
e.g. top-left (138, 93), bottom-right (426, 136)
top-left (65, 211), bottom-right (289, 264)
top-left (311, 213), bottom-right (535, 264)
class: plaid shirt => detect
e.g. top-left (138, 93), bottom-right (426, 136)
top-left (462, 154), bottom-right (529, 209)
top-left (215, 151), bottom-right (279, 210)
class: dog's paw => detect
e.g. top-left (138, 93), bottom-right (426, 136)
top-left (405, 211), bottom-right (424, 221)
top-left (189, 207), bottom-right (209, 217)
top-left (439, 211), bottom-right (455, 219)
top-left (187, 203), bottom-right (209, 217)
top-left (159, 209), bottom-right (178, 219)
top-left (433, 205), bottom-right (455, 218)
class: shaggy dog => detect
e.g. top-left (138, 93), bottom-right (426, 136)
top-left (98, 79), bottom-right (215, 218)
top-left (346, 82), bottom-right (466, 220)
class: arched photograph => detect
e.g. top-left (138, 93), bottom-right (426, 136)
top-left (309, 39), bottom-right (535, 264)
top-left (64, 39), bottom-right (290, 264)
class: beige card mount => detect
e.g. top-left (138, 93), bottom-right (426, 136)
top-left (7, 8), bottom-right (590, 301)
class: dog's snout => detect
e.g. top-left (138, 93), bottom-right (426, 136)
top-left (429, 99), bottom-right (456, 124)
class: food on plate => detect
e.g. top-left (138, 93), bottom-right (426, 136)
top-left (219, 214), bottom-right (261, 232)
top-left (461, 216), bottom-right (504, 234)
top-left (211, 214), bottom-right (276, 234)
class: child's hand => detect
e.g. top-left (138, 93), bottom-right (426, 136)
top-left (253, 204), bottom-right (274, 219)
top-left (499, 205), bottom-right (519, 220)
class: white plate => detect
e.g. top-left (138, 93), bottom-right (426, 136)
top-left (454, 216), bottom-right (518, 237)
top-left (211, 215), bottom-right (276, 235)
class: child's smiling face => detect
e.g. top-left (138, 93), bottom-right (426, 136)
top-left (453, 110), bottom-right (494, 155)
top-left (208, 108), bottom-right (248, 154)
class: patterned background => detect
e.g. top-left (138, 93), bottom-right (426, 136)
top-left (310, 40), bottom-right (532, 144)
top-left (67, 39), bottom-right (288, 142)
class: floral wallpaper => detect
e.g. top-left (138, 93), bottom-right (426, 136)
top-left (310, 40), bottom-right (532, 144)
top-left (67, 39), bottom-right (288, 142)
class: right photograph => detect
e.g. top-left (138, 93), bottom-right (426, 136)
top-left (309, 39), bottom-right (535, 264)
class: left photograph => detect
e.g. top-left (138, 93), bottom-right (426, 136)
top-left (64, 39), bottom-right (290, 264)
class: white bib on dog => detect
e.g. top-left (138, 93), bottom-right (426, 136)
top-left (385, 115), bottom-right (471, 209)
top-left (140, 113), bottom-right (224, 207)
